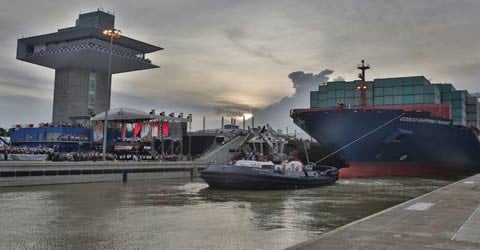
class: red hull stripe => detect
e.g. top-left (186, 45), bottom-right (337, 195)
top-left (340, 162), bottom-right (469, 178)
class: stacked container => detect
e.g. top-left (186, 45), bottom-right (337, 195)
top-left (314, 76), bottom-right (440, 108)
top-left (373, 76), bottom-right (440, 106)
top-left (433, 83), bottom-right (468, 126)
top-left (466, 96), bottom-right (480, 128)
top-left (310, 77), bottom-right (477, 128)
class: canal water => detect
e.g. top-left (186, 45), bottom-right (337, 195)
top-left (0, 177), bottom-right (453, 249)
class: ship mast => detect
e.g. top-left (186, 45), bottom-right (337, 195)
top-left (356, 60), bottom-right (370, 107)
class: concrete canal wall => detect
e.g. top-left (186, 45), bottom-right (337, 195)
top-left (0, 161), bottom-right (206, 187)
top-left (286, 174), bottom-right (480, 250)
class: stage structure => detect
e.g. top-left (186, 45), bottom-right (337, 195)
top-left (91, 108), bottom-right (190, 157)
top-left (16, 10), bottom-right (162, 125)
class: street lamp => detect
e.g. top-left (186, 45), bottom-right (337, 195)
top-left (102, 28), bottom-right (121, 160)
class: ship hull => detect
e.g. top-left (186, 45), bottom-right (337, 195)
top-left (292, 108), bottom-right (480, 178)
top-left (340, 162), bottom-right (474, 178)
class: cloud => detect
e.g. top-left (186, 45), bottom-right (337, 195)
top-left (224, 28), bottom-right (290, 65)
top-left (211, 100), bottom-right (252, 116)
top-left (253, 69), bottom-right (334, 131)
top-left (333, 76), bottom-right (345, 81)
top-left (0, 66), bottom-right (53, 99)
top-left (288, 69), bottom-right (334, 90)
top-left (0, 95), bottom-right (52, 128)
top-left (2, 0), bottom-right (480, 130)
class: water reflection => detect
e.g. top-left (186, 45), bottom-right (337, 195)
top-left (0, 177), bottom-right (454, 250)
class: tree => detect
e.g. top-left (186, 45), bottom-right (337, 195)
top-left (0, 127), bottom-right (8, 137)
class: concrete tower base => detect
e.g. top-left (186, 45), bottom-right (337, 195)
top-left (52, 68), bottom-right (109, 124)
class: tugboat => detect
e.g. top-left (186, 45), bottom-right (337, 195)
top-left (200, 160), bottom-right (339, 190)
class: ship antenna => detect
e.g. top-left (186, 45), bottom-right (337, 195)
top-left (356, 60), bottom-right (370, 107)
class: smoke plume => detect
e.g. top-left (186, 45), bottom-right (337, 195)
top-left (253, 69), bottom-right (335, 134)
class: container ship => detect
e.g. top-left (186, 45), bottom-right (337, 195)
top-left (291, 60), bottom-right (480, 178)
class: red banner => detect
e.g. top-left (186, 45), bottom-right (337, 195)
top-left (162, 122), bottom-right (169, 137)
top-left (134, 122), bottom-right (142, 137)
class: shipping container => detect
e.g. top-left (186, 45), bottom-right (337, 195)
top-left (451, 99), bottom-right (465, 108)
top-left (328, 90), bottom-right (335, 99)
top-left (467, 113), bottom-right (477, 119)
top-left (413, 85), bottom-right (423, 94)
top-left (403, 95), bottom-right (414, 104)
top-left (366, 90), bottom-right (373, 98)
top-left (353, 98), bottom-right (360, 106)
top-left (345, 90), bottom-right (354, 98)
top-left (401, 76), bottom-right (430, 86)
top-left (345, 98), bottom-right (354, 106)
top-left (367, 99), bottom-right (373, 106)
top-left (327, 99), bottom-right (336, 107)
top-left (393, 96), bottom-right (403, 105)
top-left (442, 92), bottom-right (452, 101)
top-left (424, 94), bottom-right (435, 104)
top-left (333, 82), bottom-right (346, 90)
top-left (466, 96), bottom-right (477, 105)
top-left (384, 87), bottom-right (393, 96)
top-left (384, 96), bottom-right (393, 105)
top-left (374, 97), bottom-right (384, 106)
top-left (423, 85), bottom-right (436, 94)
top-left (393, 86), bottom-right (403, 95)
top-left (335, 90), bottom-right (345, 98)
top-left (315, 78), bottom-right (476, 121)
top-left (403, 86), bottom-right (413, 95)
top-left (433, 83), bottom-right (456, 92)
top-left (452, 91), bottom-right (467, 101)
top-left (467, 105), bottom-right (478, 113)
top-left (452, 108), bottom-right (465, 117)
top-left (414, 95), bottom-right (424, 104)
top-left (374, 88), bottom-right (383, 96)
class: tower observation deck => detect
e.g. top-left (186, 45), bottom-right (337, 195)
top-left (16, 10), bottom-right (162, 124)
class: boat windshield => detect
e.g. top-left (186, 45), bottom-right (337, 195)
top-left (235, 160), bottom-right (274, 169)
top-left (261, 165), bottom-right (273, 171)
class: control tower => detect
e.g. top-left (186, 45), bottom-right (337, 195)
top-left (16, 10), bottom-right (162, 124)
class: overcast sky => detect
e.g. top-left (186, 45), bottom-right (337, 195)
top-left (1, 0), bottom-right (479, 131)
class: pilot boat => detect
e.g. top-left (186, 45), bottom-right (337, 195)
top-left (200, 160), bottom-right (339, 190)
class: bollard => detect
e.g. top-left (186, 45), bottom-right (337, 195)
top-left (123, 171), bottom-right (128, 182)
top-left (190, 165), bottom-right (198, 178)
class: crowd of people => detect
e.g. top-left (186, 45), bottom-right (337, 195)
top-left (47, 151), bottom-right (114, 162)
top-left (1, 145), bottom-right (160, 162)
top-left (0, 145), bottom-right (54, 155)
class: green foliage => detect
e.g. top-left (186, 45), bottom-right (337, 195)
top-left (0, 127), bottom-right (8, 137)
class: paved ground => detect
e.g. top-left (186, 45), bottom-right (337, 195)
top-left (0, 160), bottom-right (205, 169)
top-left (287, 174), bottom-right (480, 250)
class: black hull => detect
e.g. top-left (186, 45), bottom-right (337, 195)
top-left (291, 108), bottom-right (480, 177)
top-left (200, 165), bottom-right (338, 190)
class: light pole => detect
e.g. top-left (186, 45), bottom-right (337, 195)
top-left (102, 28), bottom-right (121, 160)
